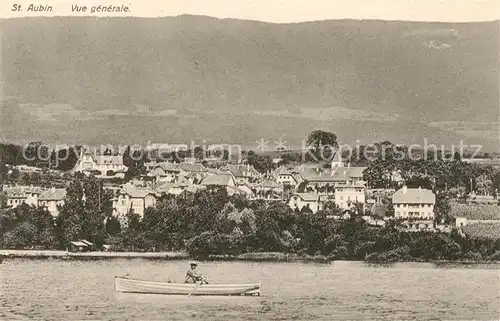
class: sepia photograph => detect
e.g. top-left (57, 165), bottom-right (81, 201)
top-left (0, 0), bottom-right (499, 320)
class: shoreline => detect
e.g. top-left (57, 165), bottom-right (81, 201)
top-left (1, 250), bottom-right (499, 265)
top-left (0, 249), bottom-right (190, 260)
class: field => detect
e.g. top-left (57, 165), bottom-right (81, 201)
top-left (462, 223), bottom-right (500, 240)
top-left (450, 204), bottom-right (500, 220)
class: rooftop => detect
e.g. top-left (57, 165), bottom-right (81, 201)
top-left (255, 180), bottom-right (282, 189)
top-left (178, 163), bottom-right (207, 173)
top-left (153, 162), bottom-right (181, 172)
top-left (94, 155), bottom-right (124, 166)
top-left (223, 164), bottom-right (259, 177)
top-left (273, 166), bottom-right (293, 177)
top-left (120, 184), bottom-right (156, 198)
top-left (392, 187), bottom-right (435, 204)
top-left (292, 193), bottom-right (321, 202)
top-left (3, 186), bottom-right (46, 198)
top-left (39, 188), bottom-right (67, 201)
top-left (200, 173), bottom-right (235, 187)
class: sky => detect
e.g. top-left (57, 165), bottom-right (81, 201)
top-left (1, 0), bottom-right (499, 22)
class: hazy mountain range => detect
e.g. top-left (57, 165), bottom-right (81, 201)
top-left (1, 16), bottom-right (498, 152)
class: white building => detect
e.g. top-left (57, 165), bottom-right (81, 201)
top-left (38, 187), bottom-right (67, 217)
top-left (74, 150), bottom-right (128, 178)
top-left (113, 184), bottom-right (157, 218)
top-left (3, 186), bottom-right (45, 208)
top-left (392, 186), bottom-right (436, 220)
top-left (273, 166), bottom-right (301, 187)
top-left (288, 193), bottom-right (324, 213)
top-left (334, 181), bottom-right (366, 210)
top-left (222, 164), bottom-right (261, 183)
top-left (199, 173), bottom-right (239, 196)
top-left (147, 162), bottom-right (181, 182)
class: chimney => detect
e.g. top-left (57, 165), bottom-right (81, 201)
top-left (347, 162), bottom-right (350, 169)
top-left (51, 187), bottom-right (56, 193)
top-left (402, 185), bottom-right (407, 194)
top-left (418, 186), bottom-right (421, 192)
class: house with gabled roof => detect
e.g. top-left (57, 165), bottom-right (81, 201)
top-left (392, 186), bottom-right (436, 232)
top-left (236, 181), bottom-right (255, 198)
top-left (293, 162), bottom-right (367, 197)
top-left (74, 149), bottom-right (128, 178)
top-left (113, 184), bottom-right (157, 218)
top-left (335, 181), bottom-right (366, 211)
top-left (4, 185), bottom-right (46, 208)
top-left (392, 186), bottom-right (436, 220)
top-left (222, 164), bottom-right (261, 183)
top-left (178, 162), bottom-right (208, 182)
top-left (154, 182), bottom-right (184, 196)
top-left (38, 187), bottom-right (67, 217)
top-left (147, 162), bottom-right (181, 182)
top-left (288, 193), bottom-right (326, 214)
top-left (200, 173), bottom-right (239, 196)
top-left (251, 180), bottom-right (283, 200)
top-left (272, 166), bottom-right (301, 187)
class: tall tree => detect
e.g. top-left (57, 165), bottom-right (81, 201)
top-left (306, 130), bottom-right (339, 154)
top-left (80, 176), bottom-right (113, 246)
top-left (55, 175), bottom-right (85, 246)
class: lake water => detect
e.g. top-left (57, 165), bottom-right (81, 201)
top-left (1, 259), bottom-right (499, 320)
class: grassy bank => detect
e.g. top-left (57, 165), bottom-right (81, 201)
top-left (0, 249), bottom-right (189, 260)
top-left (206, 252), bottom-right (500, 265)
top-left (207, 252), bottom-right (332, 263)
top-left (2, 250), bottom-right (499, 265)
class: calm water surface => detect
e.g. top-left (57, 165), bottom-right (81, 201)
top-left (1, 259), bottom-right (499, 320)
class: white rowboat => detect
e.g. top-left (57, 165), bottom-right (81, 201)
top-left (114, 276), bottom-right (261, 296)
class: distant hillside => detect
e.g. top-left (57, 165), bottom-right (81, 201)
top-left (1, 16), bottom-right (498, 151)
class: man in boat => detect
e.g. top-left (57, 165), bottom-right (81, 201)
top-left (184, 261), bottom-right (208, 284)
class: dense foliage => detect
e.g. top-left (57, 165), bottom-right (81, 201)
top-left (0, 174), bottom-right (113, 249)
top-left (362, 143), bottom-right (500, 196)
top-left (1, 177), bottom-right (498, 262)
top-left (1, 136), bottom-right (499, 262)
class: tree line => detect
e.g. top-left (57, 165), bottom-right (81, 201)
top-left (1, 175), bottom-right (498, 262)
top-left (4, 136), bottom-right (499, 198)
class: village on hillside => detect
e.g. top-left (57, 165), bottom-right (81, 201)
top-left (2, 133), bottom-right (500, 253)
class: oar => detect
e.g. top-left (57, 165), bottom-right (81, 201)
top-left (187, 277), bottom-right (208, 296)
top-left (187, 281), bottom-right (200, 296)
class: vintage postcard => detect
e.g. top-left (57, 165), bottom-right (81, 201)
top-left (0, 1), bottom-right (499, 320)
